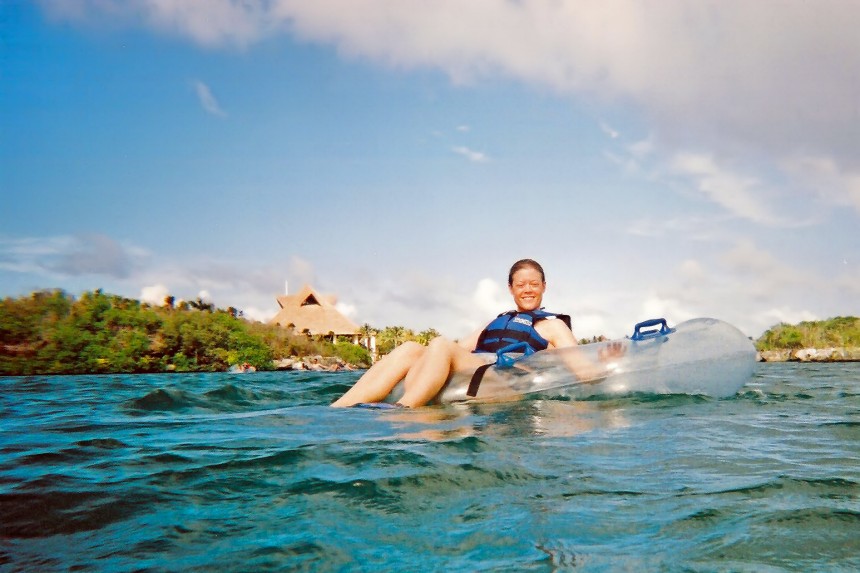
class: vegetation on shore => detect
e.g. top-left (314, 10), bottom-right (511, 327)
top-left (0, 289), bottom-right (377, 376)
top-left (5, 289), bottom-right (857, 375)
top-left (755, 316), bottom-right (860, 351)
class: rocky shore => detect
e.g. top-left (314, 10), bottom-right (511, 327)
top-left (272, 356), bottom-right (364, 371)
top-left (757, 347), bottom-right (860, 362)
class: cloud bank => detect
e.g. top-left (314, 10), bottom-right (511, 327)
top-left (0, 234), bottom-right (145, 279)
top-left (27, 1), bottom-right (860, 337)
top-left (38, 0), bottom-right (860, 222)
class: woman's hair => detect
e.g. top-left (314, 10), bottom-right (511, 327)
top-left (508, 259), bottom-right (545, 286)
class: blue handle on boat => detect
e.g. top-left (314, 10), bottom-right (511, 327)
top-left (631, 318), bottom-right (676, 341)
top-left (494, 342), bottom-right (535, 368)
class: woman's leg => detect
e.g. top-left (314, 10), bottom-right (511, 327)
top-left (398, 337), bottom-right (486, 407)
top-left (331, 341), bottom-right (425, 407)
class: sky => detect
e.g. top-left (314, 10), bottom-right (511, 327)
top-left (1, 0), bottom-right (859, 341)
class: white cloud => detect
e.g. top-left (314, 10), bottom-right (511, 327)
top-left (0, 236), bottom-right (68, 274)
top-left (335, 301), bottom-right (356, 318)
top-left (192, 80), bottom-right (227, 117)
top-left (668, 152), bottom-right (776, 225)
top-left (645, 239), bottom-right (850, 337)
top-left (140, 283), bottom-right (170, 306)
top-left (678, 259), bottom-right (706, 284)
top-left (39, 1), bottom-right (860, 216)
top-left (626, 215), bottom-right (723, 241)
top-left (23, 1), bottom-right (860, 342)
top-left (640, 294), bottom-right (698, 325)
top-left (628, 137), bottom-right (654, 159)
top-left (753, 307), bottom-right (820, 329)
top-left (472, 277), bottom-right (507, 317)
top-left (783, 155), bottom-right (860, 215)
top-left (133, 258), bottom-right (295, 319)
top-left (614, 142), bottom-right (824, 227)
top-left (241, 306), bottom-right (273, 323)
top-left (719, 239), bottom-right (806, 288)
top-left (0, 234), bottom-right (147, 278)
top-left (570, 312), bottom-right (609, 341)
top-left (599, 121), bottom-right (619, 140)
top-left (451, 145), bottom-right (489, 163)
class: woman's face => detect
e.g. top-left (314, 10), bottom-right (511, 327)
top-left (509, 266), bottom-right (546, 312)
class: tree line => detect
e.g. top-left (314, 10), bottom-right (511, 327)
top-left (364, 324), bottom-right (441, 356)
top-left (0, 289), bottom-right (379, 376)
top-left (6, 288), bottom-right (852, 376)
top-left (755, 316), bottom-right (860, 351)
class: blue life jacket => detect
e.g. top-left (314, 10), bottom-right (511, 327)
top-left (474, 309), bottom-right (572, 354)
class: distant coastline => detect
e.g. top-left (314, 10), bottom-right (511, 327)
top-left (757, 347), bottom-right (860, 363)
top-left (3, 289), bottom-right (858, 374)
top-left (754, 316), bottom-right (859, 363)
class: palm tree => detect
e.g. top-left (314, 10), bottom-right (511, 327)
top-left (416, 328), bottom-right (440, 346)
top-left (389, 326), bottom-right (406, 346)
top-left (377, 325), bottom-right (408, 355)
top-left (359, 323), bottom-right (376, 351)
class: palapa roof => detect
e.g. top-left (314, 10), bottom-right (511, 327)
top-left (268, 284), bottom-right (360, 336)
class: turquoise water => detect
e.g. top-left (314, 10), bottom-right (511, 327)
top-left (1, 364), bottom-right (858, 572)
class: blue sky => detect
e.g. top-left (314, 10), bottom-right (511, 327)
top-left (2, 1), bottom-right (858, 340)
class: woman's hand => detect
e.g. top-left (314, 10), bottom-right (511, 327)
top-left (598, 341), bottom-right (626, 362)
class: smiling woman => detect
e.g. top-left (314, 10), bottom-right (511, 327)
top-left (331, 259), bottom-right (583, 408)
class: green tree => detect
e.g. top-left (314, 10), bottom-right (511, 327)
top-left (756, 317), bottom-right (860, 351)
top-left (377, 325), bottom-right (410, 355)
top-left (1, 289), bottom-right (410, 374)
top-left (416, 328), bottom-right (440, 346)
top-left (358, 323), bottom-right (376, 350)
top-left (333, 341), bottom-right (372, 367)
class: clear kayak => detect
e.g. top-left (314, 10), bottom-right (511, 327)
top-left (384, 317), bottom-right (756, 405)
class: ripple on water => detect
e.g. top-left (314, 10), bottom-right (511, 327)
top-left (1, 486), bottom-right (164, 538)
top-left (1, 366), bottom-right (858, 571)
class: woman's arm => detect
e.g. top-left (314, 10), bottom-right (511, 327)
top-left (537, 319), bottom-right (620, 382)
top-left (456, 327), bottom-right (483, 351)
top-left (536, 318), bottom-right (579, 349)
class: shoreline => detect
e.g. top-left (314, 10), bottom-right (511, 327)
top-left (757, 347), bottom-right (860, 363)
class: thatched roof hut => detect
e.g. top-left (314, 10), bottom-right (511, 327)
top-left (268, 284), bottom-right (360, 339)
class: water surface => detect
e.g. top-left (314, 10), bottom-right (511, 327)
top-left (1, 363), bottom-right (858, 571)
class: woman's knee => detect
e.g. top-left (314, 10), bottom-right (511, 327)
top-left (426, 336), bottom-right (455, 351)
top-left (424, 336), bottom-right (464, 360)
top-left (399, 340), bottom-right (425, 356)
top-left (385, 340), bottom-right (424, 363)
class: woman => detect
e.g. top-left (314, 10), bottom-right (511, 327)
top-left (331, 259), bottom-right (585, 408)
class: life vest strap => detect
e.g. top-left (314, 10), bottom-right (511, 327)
top-left (467, 342), bottom-right (535, 398)
top-left (467, 363), bottom-right (494, 397)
